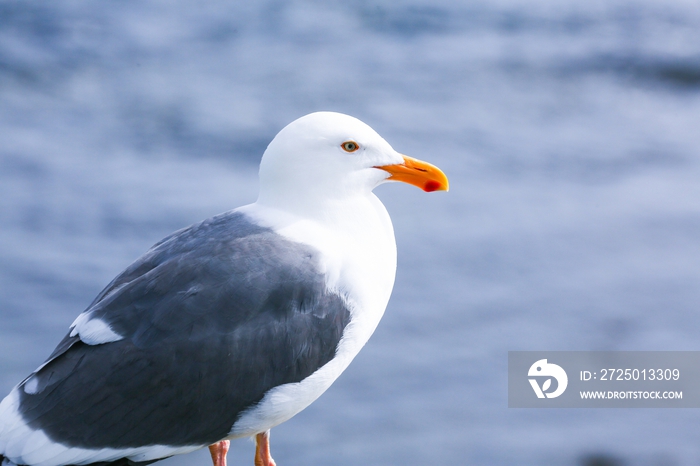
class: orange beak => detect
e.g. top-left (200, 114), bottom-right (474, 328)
top-left (376, 155), bottom-right (449, 192)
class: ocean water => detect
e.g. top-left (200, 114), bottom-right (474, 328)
top-left (1, 1), bottom-right (700, 465)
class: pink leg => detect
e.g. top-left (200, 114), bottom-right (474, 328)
top-left (254, 430), bottom-right (276, 466)
top-left (208, 440), bottom-right (230, 466)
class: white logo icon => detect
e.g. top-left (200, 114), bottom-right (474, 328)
top-left (528, 359), bottom-right (568, 398)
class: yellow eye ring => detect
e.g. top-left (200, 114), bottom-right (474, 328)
top-left (341, 141), bottom-right (360, 152)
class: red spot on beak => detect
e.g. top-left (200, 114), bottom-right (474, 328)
top-left (424, 180), bottom-right (442, 192)
top-left (376, 155), bottom-right (449, 192)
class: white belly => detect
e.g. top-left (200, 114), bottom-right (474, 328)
top-left (228, 317), bottom-right (366, 438)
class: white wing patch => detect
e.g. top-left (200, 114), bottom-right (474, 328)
top-left (21, 378), bottom-right (39, 396)
top-left (20, 313), bottom-right (124, 395)
top-left (69, 313), bottom-right (123, 345)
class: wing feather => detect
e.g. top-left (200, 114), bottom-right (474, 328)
top-left (16, 212), bottom-right (351, 449)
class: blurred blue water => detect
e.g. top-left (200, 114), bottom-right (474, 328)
top-left (1, 1), bottom-right (700, 465)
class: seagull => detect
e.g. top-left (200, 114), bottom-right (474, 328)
top-left (0, 112), bottom-right (448, 466)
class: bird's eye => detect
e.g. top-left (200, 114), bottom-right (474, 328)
top-left (341, 141), bottom-right (359, 152)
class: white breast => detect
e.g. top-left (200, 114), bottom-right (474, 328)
top-left (229, 194), bottom-right (397, 437)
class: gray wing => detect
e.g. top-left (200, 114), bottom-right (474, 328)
top-left (17, 211), bottom-right (351, 449)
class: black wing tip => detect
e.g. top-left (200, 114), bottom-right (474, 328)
top-left (84, 459), bottom-right (164, 466)
top-left (0, 455), bottom-right (163, 466)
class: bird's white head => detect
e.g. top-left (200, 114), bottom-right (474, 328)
top-left (256, 111), bottom-right (448, 214)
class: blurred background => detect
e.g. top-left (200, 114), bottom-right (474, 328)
top-left (1, 0), bottom-right (699, 465)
